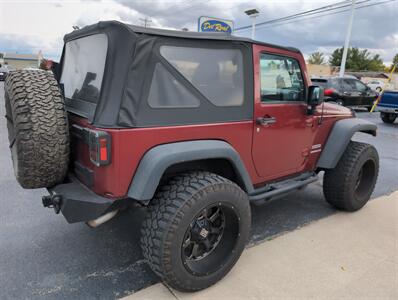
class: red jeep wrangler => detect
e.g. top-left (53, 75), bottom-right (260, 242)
top-left (4, 21), bottom-right (379, 292)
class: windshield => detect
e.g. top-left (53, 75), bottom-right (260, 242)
top-left (60, 34), bottom-right (108, 104)
top-left (311, 79), bottom-right (328, 88)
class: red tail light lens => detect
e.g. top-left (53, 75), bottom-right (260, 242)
top-left (324, 88), bottom-right (336, 96)
top-left (89, 130), bottom-right (111, 166)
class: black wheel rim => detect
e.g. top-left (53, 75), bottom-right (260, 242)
top-left (355, 159), bottom-right (376, 198)
top-left (181, 203), bottom-right (240, 276)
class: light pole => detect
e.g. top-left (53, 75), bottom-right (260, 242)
top-left (245, 8), bottom-right (260, 40)
top-left (339, 0), bottom-right (356, 77)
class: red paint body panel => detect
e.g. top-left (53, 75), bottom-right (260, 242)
top-left (252, 44), bottom-right (315, 180)
top-left (68, 44), bottom-right (353, 200)
top-left (70, 116), bottom-right (258, 198)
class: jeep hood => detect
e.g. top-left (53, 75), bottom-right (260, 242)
top-left (315, 102), bottom-right (353, 117)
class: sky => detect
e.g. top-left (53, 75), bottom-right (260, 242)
top-left (0, 0), bottom-right (397, 65)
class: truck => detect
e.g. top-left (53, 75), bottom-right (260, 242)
top-left (4, 21), bottom-right (379, 292)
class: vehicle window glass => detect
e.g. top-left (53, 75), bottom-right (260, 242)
top-left (160, 46), bottom-right (244, 107)
top-left (354, 80), bottom-right (367, 92)
top-left (330, 78), bottom-right (340, 89)
top-left (60, 34), bottom-right (108, 104)
top-left (341, 79), bottom-right (356, 92)
top-left (260, 53), bottom-right (305, 102)
top-left (311, 79), bottom-right (328, 88)
top-left (147, 63), bottom-right (201, 108)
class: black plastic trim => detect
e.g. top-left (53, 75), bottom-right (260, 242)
top-left (127, 140), bottom-right (254, 201)
top-left (317, 118), bottom-right (377, 169)
top-left (47, 176), bottom-right (114, 223)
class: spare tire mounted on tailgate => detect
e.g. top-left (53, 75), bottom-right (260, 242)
top-left (4, 70), bottom-right (69, 189)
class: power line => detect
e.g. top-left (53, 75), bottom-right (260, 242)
top-left (235, 0), bottom-right (372, 31)
top-left (237, 0), bottom-right (396, 32)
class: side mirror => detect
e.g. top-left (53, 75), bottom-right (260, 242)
top-left (307, 85), bottom-right (324, 114)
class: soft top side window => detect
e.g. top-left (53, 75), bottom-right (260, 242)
top-left (260, 53), bottom-right (305, 102)
top-left (160, 45), bottom-right (244, 107)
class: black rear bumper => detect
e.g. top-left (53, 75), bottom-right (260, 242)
top-left (46, 176), bottom-right (114, 223)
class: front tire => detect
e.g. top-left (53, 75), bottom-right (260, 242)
top-left (323, 141), bottom-right (379, 211)
top-left (381, 112), bottom-right (396, 124)
top-left (141, 171), bottom-right (251, 292)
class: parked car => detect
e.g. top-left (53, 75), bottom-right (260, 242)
top-left (4, 21), bottom-right (379, 292)
top-left (311, 77), bottom-right (377, 111)
top-left (367, 80), bottom-right (384, 92)
top-left (377, 90), bottom-right (398, 124)
top-left (0, 66), bottom-right (9, 81)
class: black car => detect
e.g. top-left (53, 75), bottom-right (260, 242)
top-left (311, 77), bottom-right (377, 111)
top-left (0, 67), bottom-right (8, 81)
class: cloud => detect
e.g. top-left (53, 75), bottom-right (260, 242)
top-left (0, 0), bottom-right (397, 64)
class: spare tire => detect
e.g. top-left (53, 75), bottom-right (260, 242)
top-left (4, 70), bottom-right (69, 189)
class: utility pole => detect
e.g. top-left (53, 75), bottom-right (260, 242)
top-left (339, 0), bottom-right (356, 77)
top-left (139, 17), bottom-right (152, 28)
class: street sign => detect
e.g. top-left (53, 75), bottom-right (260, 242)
top-left (198, 16), bottom-right (233, 33)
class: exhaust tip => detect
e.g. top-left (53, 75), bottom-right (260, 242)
top-left (86, 210), bottom-right (119, 228)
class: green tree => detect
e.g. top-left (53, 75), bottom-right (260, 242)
top-left (390, 53), bottom-right (398, 72)
top-left (308, 51), bottom-right (325, 65)
top-left (329, 47), bottom-right (384, 71)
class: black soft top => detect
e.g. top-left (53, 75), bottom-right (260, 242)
top-left (61, 21), bottom-right (298, 128)
top-left (64, 21), bottom-right (300, 53)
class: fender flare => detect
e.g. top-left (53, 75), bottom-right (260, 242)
top-left (317, 118), bottom-right (377, 169)
top-left (127, 140), bottom-right (254, 201)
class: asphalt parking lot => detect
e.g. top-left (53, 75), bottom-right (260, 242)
top-left (0, 81), bottom-right (397, 299)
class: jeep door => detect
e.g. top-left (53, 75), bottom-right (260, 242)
top-left (251, 45), bottom-right (315, 180)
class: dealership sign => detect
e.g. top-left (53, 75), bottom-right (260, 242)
top-left (198, 16), bottom-right (234, 33)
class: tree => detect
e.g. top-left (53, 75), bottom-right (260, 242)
top-left (308, 51), bottom-right (325, 65)
top-left (390, 53), bottom-right (398, 72)
top-left (329, 47), bottom-right (384, 71)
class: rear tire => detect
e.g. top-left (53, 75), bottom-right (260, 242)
top-left (323, 141), bottom-right (379, 211)
top-left (4, 70), bottom-right (69, 188)
top-left (381, 112), bottom-right (396, 124)
top-left (141, 171), bottom-right (251, 292)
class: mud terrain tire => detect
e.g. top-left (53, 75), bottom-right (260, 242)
top-left (141, 171), bottom-right (251, 292)
top-left (323, 141), bottom-right (379, 211)
top-left (4, 70), bottom-right (69, 189)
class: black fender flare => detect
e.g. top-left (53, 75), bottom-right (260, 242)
top-left (127, 140), bottom-right (254, 201)
top-left (317, 118), bottom-right (377, 169)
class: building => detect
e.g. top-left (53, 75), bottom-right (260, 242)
top-left (306, 64), bottom-right (332, 77)
top-left (2, 52), bottom-right (40, 69)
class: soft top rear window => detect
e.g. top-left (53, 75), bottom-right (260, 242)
top-left (60, 33), bottom-right (108, 105)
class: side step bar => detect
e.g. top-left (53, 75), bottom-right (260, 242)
top-left (249, 172), bottom-right (318, 205)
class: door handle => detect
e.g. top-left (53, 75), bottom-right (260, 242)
top-left (256, 116), bottom-right (276, 126)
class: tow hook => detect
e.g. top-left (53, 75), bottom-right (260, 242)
top-left (42, 194), bottom-right (62, 214)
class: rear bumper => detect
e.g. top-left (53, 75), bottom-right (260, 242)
top-left (46, 176), bottom-right (115, 223)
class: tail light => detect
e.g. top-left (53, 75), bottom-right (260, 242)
top-left (89, 130), bottom-right (111, 166)
top-left (324, 88), bottom-right (336, 96)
